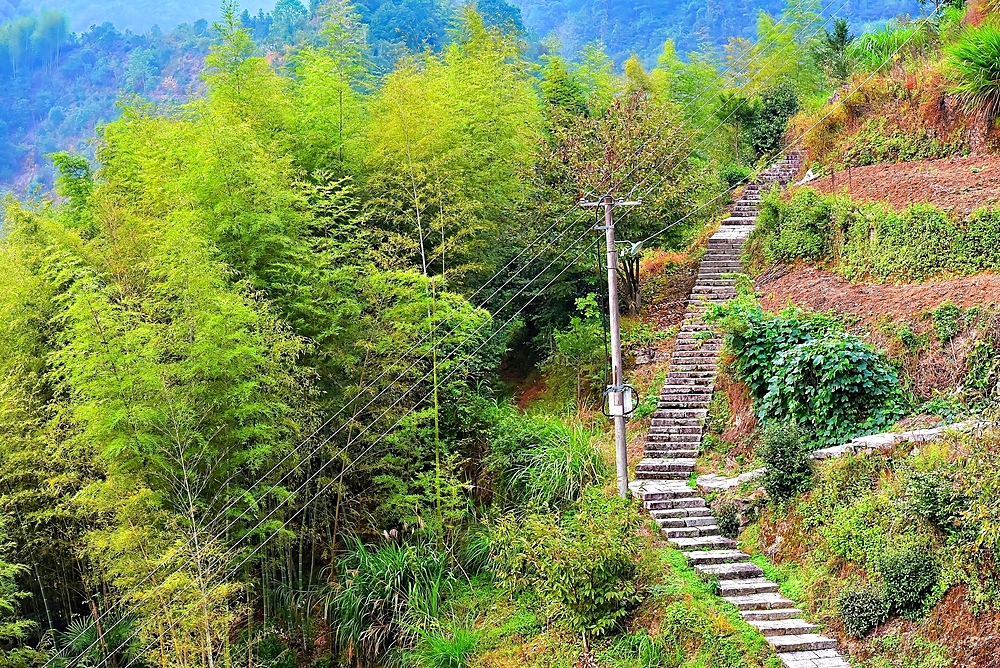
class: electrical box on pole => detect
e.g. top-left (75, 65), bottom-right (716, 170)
top-left (580, 194), bottom-right (642, 498)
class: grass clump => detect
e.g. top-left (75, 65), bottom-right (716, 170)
top-left (838, 587), bottom-right (889, 638)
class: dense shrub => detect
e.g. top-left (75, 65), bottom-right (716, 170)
top-left (487, 404), bottom-right (607, 508)
top-left (838, 587), bottom-right (889, 637)
top-left (754, 187), bottom-right (836, 263)
top-left (877, 547), bottom-right (939, 619)
top-left (746, 82), bottom-right (799, 160)
top-left (709, 301), bottom-right (903, 444)
top-left (748, 188), bottom-right (1000, 282)
top-left (719, 163), bottom-right (751, 188)
top-left (757, 423), bottom-right (814, 502)
top-left (713, 501), bottom-right (740, 538)
top-left (491, 489), bottom-right (643, 636)
top-left (905, 469), bottom-right (968, 535)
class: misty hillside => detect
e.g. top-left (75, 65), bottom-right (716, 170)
top-left (0, 0), bottom-right (278, 32)
top-left (511, 0), bottom-right (923, 61)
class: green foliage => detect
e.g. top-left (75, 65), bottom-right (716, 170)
top-left (757, 423), bottom-right (814, 502)
top-left (719, 163), bottom-right (751, 188)
top-left (877, 546), bottom-right (939, 619)
top-left (754, 187), bottom-right (835, 263)
top-left (949, 24), bottom-right (1000, 122)
top-left (331, 537), bottom-right (453, 662)
top-left (930, 301), bottom-right (963, 345)
top-left (848, 21), bottom-right (933, 73)
top-left (749, 188), bottom-right (1000, 282)
top-left (713, 501), bottom-right (741, 538)
top-left (905, 468), bottom-right (968, 535)
top-left (842, 118), bottom-right (964, 167)
top-left (745, 83), bottom-right (800, 161)
top-left (838, 587), bottom-right (889, 637)
top-left (491, 490), bottom-right (643, 636)
top-left (414, 625), bottom-right (479, 668)
top-left (547, 294), bottom-right (606, 403)
top-left (814, 18), bottom-right (855, 83)
top-left (487, 404), bottom-right (608, 508)
top-left (709, 301), bottom-right (903, 444)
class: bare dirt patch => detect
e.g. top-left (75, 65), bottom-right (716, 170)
top-left (757, 265), bottom-right (1000, 322)
top-left (803, 155), bottom-right (1000, 215)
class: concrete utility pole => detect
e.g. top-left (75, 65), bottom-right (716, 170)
top-left (580, 194), bottom-right (642, 498)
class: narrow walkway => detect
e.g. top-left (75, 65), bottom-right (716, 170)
top-left (630, 153), bottom-right (852, 668)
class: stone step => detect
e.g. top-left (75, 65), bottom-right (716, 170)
top-left (695, 279), bottom-right (737, 287)
top-left (652, 507), bottom-right (712, 519)
top-left (648, 423), bottom-right (702, 433)
top-left (668, 535), bottom-right (736, 550)
top-left (638, 470), bottom-right (692, 481)
top-left (724, 592), bottom-right (796, 611)
top-left (664, 524), bottom-right (720, 539)
top-left (661, 385), bottom-right (713, 394)
top-left (694, 562), bottom-right (765, 580)
top-left (741, 608), bottom-right (804, 621)
top-left (652, 408), bottom-right (707, 418)
top-left (768, 634), bottom-right (839, 653)
top-left (647, 432), bottom-right (702, 442)
top-left (666, 372), bottom-right (717, 381)
top-left (657, 515), bottom-right (717, 528)
top-left (718, 578), bottom-right (781, 597)
top-left (645, 450), bottom-right (699, 459)
top-left (636, 458), bottom-right (697, 472)
top-left (683, 549), bottom-right (750, 565)
top-left (748, 618), bottom-right (820, 637)
top-left (669, 364), bottom-right (718, 373)
top-left (628, 481), bottom-right (694, 500)
top-left (721, 217), bottom-right (756, 225)
top-left (657, 398), bottom-right (713, 408)
top-left (649, 496), bottom-right (707, 509)
top-left (776, 649), bottom-right (850, 667)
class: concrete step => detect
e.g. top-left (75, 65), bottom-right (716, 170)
top-left (741, 608), bottom-right (804, 621)
top-left (628, 481), bottom-right (695, 501)
top-left (748, 618), bottom-right (820, 637)
top-left (668, 535), bottom-right (736, 550)
top-left (718, 578), bottom-right (780, 597)
top-left (694, 562), bottom-right (765, 580)
top-left (768, 634), bottom-right (839, 653)
top-left (647, 432), bottom-right (702, 442)
top-left (652, 408), bottom-right (707, 418)
top-left (651, 496), bottom-right (708, 509)
top-left (657, 398), bottom-right (713, 407)
top-left (661, 385), bottom-right (713, 394)
top-left (683, 549), bottom-right (750, 565)
top-left (724, 592), bottom-right (796, 611)
top-left (648, 424), bottom-right (702, 433)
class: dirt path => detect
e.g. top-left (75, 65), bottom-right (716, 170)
top-left (803, 156), bottom-right (1000, 215)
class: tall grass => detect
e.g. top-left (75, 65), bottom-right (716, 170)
top-left (487, 404), bottom-right (608, 508)
top-left (328, 537), bottom-right (453, 663)
top-left (848, 23), bottom-right (933, 72)
top-left (949, 24), bottom-right (1000, 121)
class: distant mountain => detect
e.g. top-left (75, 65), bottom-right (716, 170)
top-left (509, 0), bottom-right (923, 63)
top-left (0, 0), bottom-right (278, 33)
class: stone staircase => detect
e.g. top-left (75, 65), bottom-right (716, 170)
top-left (630, 152), bottom-right (851, 668)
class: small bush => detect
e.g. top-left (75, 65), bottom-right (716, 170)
top-left (491, 489), bottom-right (643, 636)
top-left (838, 587), bottom-right (889, 637)
top-left (905, 469), bottom-right (968, 534)
top-left (719, 163), bottom-right (751, 188)
top-left (931, 301), bottom-right (963, 345)
top-left (713, 501), bottom-right (740, 538)
top-left (878, 547), bottom-right (939, 619)
top-left (757, 423), bottom-right (813, 502)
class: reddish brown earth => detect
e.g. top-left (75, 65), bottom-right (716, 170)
top-left (757, 265), bottom-right (1000, 322)
top-left (805, 155), bottom-right (1000, 215)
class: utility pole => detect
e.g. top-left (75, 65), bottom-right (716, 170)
top-left (580, 194), bottom-right (642, 498)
